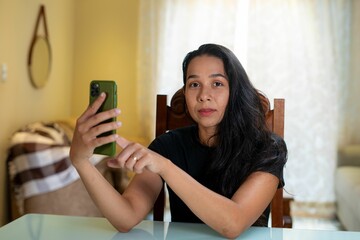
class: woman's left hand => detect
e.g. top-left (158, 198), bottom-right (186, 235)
top-left (107, 136), bottom-right (169, 174)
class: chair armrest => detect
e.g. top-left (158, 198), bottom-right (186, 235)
top-left (338, 145), bottom-right (360, 167)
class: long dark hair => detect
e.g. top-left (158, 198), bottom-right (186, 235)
top-left (182, 44), bottom-right (286, 197)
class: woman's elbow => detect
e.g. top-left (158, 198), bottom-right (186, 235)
top-left (218, 219), bottom-right (250, 239)
top-left (220, 226), bottom-right (247, 239)
top-left (115, 225), bottom-right (132, 233)
top-left (112, 220), bottom-right (138, 233)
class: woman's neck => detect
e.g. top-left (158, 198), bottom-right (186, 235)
top-left (198, 126), bottom-right (217, 147)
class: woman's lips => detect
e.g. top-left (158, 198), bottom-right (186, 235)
top-left (198, 108), bottom-right (216, 117)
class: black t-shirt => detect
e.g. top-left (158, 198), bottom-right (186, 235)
top-left (148, 125), bottom-right (285, 225)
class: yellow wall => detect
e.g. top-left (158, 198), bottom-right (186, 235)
top-left (72, 0), bottom-right (142, 143)
top-left (0, 0), bottom-right (141, 226)
top-left (0, 0), bottom-right (75, 226)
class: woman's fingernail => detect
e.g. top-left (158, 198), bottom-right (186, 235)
top-left (116, 121), bottom-right (122, 126)
top-left (115, 109), bottom-right (121, 114)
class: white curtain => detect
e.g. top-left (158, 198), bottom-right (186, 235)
top-left (137, 0), bottom-right (353, 203)
top-left (245, 0), bottom-right (352, 203)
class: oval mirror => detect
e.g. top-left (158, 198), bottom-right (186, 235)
top-left (28, 36), bottom-right (51, 88)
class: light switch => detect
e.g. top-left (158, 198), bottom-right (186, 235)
top-left (1, 63), bottom-right (7, 81)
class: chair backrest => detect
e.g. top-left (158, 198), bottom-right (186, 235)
top-left (153, 89), bottom-right (285, 228)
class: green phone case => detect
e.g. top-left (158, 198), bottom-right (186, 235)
top-left (89, 80), bottom-right (117, 156)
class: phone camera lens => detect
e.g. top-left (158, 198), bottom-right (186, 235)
top-left (91, 83), bottom-right (100, 97)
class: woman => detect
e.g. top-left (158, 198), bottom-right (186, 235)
top-left (70, 44), bottom-right (287, 238)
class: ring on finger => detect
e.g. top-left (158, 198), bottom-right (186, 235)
top-left (133, 156), bottom-right (138, 162)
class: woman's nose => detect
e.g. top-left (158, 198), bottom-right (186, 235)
top-left (198, 87), bottom-right (211, 102)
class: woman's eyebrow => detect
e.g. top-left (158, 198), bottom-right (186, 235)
top-left (187, 74), bottom-right (199, 80)
top-left (209, 73), bottom-right (227, 79)
top-left (187, 73), bottom-right (227, 80)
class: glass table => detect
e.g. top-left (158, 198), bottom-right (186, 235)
top-left (0, 214), bottom-right (359, 239)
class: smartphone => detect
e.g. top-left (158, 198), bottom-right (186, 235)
top-left (89, 80), bottom-right (117, 156)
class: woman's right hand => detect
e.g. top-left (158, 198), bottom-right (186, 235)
top-left (69, 92), bottom-right (121, 167)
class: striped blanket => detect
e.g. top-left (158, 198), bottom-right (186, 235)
top-left (7, 121), bottom-right (104, 214)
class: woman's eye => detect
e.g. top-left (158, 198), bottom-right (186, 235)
top-left (189, 82), bottom-right (200, 88)
top-left (213, 81), bottom-right (224, 87)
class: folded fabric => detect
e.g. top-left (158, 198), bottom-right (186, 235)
top-left (7, 121), bottom-right (104, 214)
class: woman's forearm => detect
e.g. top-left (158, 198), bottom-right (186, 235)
top-left (160, 161), bottom-right (243, 237)
top-left (160, 160), bottom-right (277, 238)
top-left (73, 160), bottom-right (143, 232)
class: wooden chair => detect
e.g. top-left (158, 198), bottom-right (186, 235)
top-left (153, 89), bottom-right (288, 228)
